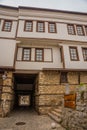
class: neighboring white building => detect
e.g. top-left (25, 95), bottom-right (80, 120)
top-left (0, 5), bottom-right (87, 115)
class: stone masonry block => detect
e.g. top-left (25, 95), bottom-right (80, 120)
top-left (39, 107), bottom-right (51, 114)
top-left (7, 72), bottom-right (13, 78)
top-left (80, 72), bottom-right (87, 83)
top-left (39, 71), bottom-right (60, 84)
top-left (39, 95), bottom-right (63, 106)
top-left (3, 79), bottom-right (12, 86)
top-left (1, 93), bottom-right (13, 100)
top-left (39, 85), bottom-right (65, 94)
top-left (2, 87), bottom-right (13, 93)
top-left (68, 72), bottom-right (78, 84)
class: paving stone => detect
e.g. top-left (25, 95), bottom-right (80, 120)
top-left (0, 108), bottom-right (65, 130)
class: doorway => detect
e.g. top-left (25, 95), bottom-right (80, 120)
top-left (13, 73), bottom-right (37, 110)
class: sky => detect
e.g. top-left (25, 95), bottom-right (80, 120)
top-left (0, 0), bottom-right (87, 12)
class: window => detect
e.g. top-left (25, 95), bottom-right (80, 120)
top-left (24, 21), bottom-right (33, 32)
top-left (76, 25), bottom-right (84, 36)
top-left (60, 72), bottom-right (68, 83)
top-left (37, 21), bottom-right (45, 32)
top-left (85, 26), bottom-right (87, 35)
top-left (35, 48), bottom-right (44, 61)
top-left (2, 20), bottom-right (12, 31)
top-left (48, 22), bottom-right (56, 33)
top-left (69, 47), bottom-right (79, 61)
top-left (82, 48), bottom-right (87, 61)
top-left (67, 24), bottom-right (75, 35)
top-left (22, 48), bottom-right (31, 61)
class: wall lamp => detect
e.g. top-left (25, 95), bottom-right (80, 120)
top-left (2, 71), bottom-right (7, 80)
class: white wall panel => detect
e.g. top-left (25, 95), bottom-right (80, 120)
top-left (44, 49), bottom-right (52, 61)
top-left (0, 39), bottom-right (16, 67)
top-left (62, 44), bottom-right (87, 69)
top-left (17, 20), bottom-right (87, 42)
top-left (31, 48), bottom-right (35, 61)
top-left (17, 48), bottom-right (22, 61)
top-left (15, 46), bottom-right (63, 70)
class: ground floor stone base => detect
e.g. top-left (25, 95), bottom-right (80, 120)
top-left (0, 70), bottom-right (87, 116)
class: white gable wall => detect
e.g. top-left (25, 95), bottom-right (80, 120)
top-left (0, 39), bottom-right (16, 67)
top-left (17, 19), bottom-right (87, 42)
top-left (15, 46), bottom-right (63, 70)
top-left (62, 44), bottom-right (87, 69)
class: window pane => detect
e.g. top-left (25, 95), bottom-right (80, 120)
top-left (67, 24), bottom-right (75, 35)
top-left (82, 48), bottom-right (87, 61)
top-left (49, 23), bottom-right (56, 33)
top-left (3, 20), bottom-right (12, 31)
top-left (25, 21), bottom-right (33, 31)
top-left (61, 72), bottom-right (68, 83)
top-left (76, 25), bottom-right (84, 35)
top-left (85, 26), bottom-right (87, 35)
top-left (23, 48), bottom-right (31, 61)
top-left (69, 47), bottom-right (78, 60)
top-left (36, 49), bottom-right (43, 61)
top-left (37, 22), bottom-right (44, 32)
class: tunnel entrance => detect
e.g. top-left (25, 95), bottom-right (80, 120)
top-left (13, 73), bottom-right (37, 110)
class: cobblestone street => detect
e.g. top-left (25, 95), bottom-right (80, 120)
top-left (0, 108), bottom-right (65, 130)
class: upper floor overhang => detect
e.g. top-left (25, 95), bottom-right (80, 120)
top-left (16, 38), bottom-right (62, 46)
top-left (43, 68), bottom-right (87, 72)
top-left (16, 38), bottom-right (87, 47)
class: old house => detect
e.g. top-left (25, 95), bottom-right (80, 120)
top-left (0, 5), bottom-right (87, 115)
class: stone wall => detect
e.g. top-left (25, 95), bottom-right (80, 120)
top-left (61, 89), bottom-right (87, 130)
top-left (37, 71), bottom-right (64, 114)
top-left (37, 71), bottom-right (84, 114)
top-left (1, 70), bottom-right (87, 116)
top-left (68, 72), bottom-right (79, 84)
top-left (1, 71), bottom-right (14, 117)
top-left (36, 71), bottom-right (86, 114)
top-left (80, 72), bottom-right (87, 83)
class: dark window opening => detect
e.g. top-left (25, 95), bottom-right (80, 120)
top-left (60, 72), bottom-right (68, 83)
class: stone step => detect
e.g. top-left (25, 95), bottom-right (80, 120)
top-left (53, 108), bottom-right (62, 114)
top-left (48, 112), bottom-right (62, 123)
top-left (51, 110), bottom-right (62, 118)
